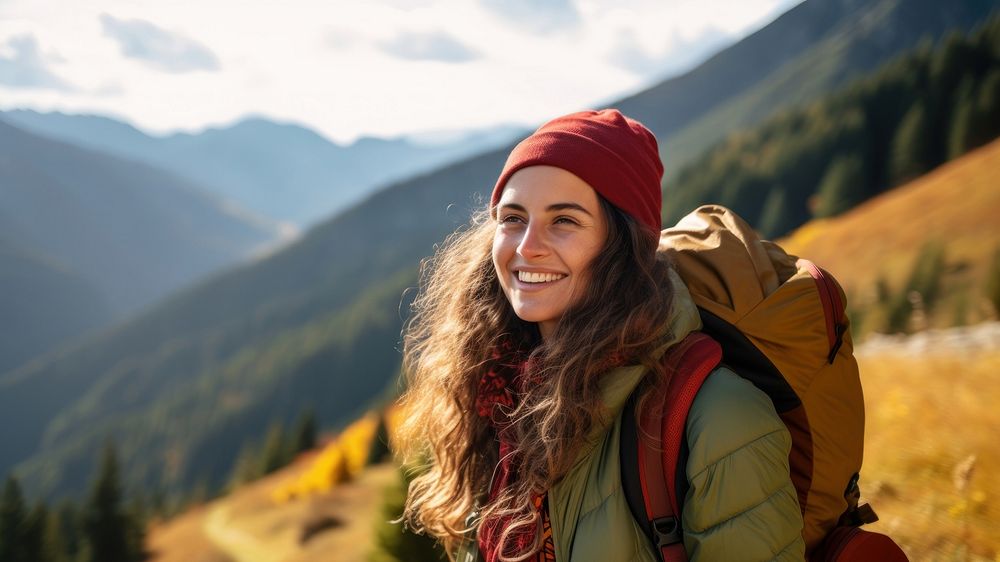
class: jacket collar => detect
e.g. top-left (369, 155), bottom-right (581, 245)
top-left (575, 268), bottom-right (701, 462)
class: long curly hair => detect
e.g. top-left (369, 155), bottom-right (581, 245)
top-left (398, 197), bottom-right (676, 561)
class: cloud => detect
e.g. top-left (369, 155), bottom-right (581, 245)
top-left (479, 0), bottom-right (580, 33)
top-left (100, 14), bottom-right (220, 73)
top-left (608, 27), bottom-right (731, 78)
top-left (380, 30), bottom-right (479, 63)
top-left (0, 34), bottom-right (75, 91)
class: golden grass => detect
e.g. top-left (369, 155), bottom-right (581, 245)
top-left (858, 347), bottom-right (1000, 561)
top-left (780, 138), bottom-right (1000, 329)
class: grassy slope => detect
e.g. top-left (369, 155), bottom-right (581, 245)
top-left (858, 332), bottom-right (999, 560)
top-left (148, 437), bottom-right (398, 562)
top-left (779, 137), bottom-right (1000, 329)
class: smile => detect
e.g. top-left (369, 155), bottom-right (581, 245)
top-left (517, 271), bottom-right (567, 283)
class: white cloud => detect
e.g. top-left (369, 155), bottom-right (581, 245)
top-left (379, 30), bottom-right (479, 63)
top-left (0, 34), bottom-right (74, 91)
top-left (100, 13), bottom-right (220, 73)
top-left (479, 0), bottom-right (581, 33)
top-left (608, 26), bottom-right (730, 78)
top-left (0, 0), bottom-right (803, 143)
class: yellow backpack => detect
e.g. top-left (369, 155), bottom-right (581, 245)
top-left (620, 205), bottom-right (904, 561)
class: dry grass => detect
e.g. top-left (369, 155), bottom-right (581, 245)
top-left (780, 138), bottom-right (1000, 330)
top-left (146, 504), bottom-right (233, 562)
top-left (858, 345), bottom-right (1000, 561)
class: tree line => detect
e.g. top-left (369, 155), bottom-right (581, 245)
top-left (0, 444), bottom-right (144, 562)
top-left (0, 407), bottom-right (319, 562)
top-left (662, 15), bottom-right (1000, 238)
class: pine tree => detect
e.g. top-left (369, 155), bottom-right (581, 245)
top-left (81, 443), bottom-right (134, 562)
top-left (366, 413), bottom-right (393, 467)
top-left (813, 155), bottom-right (866, 218)
top-left (227, 440), bottom-right (262, 489)
top-left (889, 100), bottom-right (932, 185)
top-left (23, 502), bottom-right (47, 562)
top-left (985, 247), bottom-right (1000, 317)
top-left (756, 186), bottom-right (789, 239)
top-left (947, 78), bottom-right (977, 160)
top-left (259, 421), bottom-right (292, 475)
top-left (368, 466), bottom-right (445, 562)
top-left (971, 69), bottom-right (1000, 148)
top-left (0, 475), bottom-right (29, 562)
top-left (292, 408), bottom-right (319, 455)
top-left (42, 507), bottom-right (70, 562)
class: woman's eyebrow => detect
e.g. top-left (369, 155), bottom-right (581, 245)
top-left (547, 202), bottom-right (593, 216)
top-left (498, 202), bottom-right (593, 216)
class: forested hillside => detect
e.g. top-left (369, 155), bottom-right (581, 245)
top-left (662, 17), bottom-right (1000, 237)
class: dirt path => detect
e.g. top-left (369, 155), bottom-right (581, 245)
top-left (856, 321), bottom-right (1000, 357)
top-left (198, 461), bottom-right (398, 562)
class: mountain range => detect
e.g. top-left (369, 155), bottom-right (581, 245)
top-left (2, 0), bottom-right (996, 502)
top-left (0, 118), bottom-right (284, 373)
top-left (2, 110), bottom-right (527, 226)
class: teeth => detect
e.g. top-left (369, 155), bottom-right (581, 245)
top-left (518, 271), bottom-right (566, 283)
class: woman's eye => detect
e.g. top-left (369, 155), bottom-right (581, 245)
top-left (500, 214), bottom-right (525, 224)
top-left (554, 216), bottom-right (579, 226)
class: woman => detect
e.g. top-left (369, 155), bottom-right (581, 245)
top-left (399, 109), bottom-right (805, 561)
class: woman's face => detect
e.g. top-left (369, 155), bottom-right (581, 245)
top-left (492, 165), bottom-right (609, 340)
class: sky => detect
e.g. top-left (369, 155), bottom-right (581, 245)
top-left (0, 0), bottom-right (802, 145)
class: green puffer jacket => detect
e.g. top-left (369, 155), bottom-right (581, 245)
top-left (459, 271), bottom-right (805, 561)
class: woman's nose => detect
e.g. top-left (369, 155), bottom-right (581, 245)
top-left (516, 222), bottom-right (549, 258)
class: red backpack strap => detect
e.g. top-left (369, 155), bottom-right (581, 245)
top-left (637, 332), bottom-right (723, 562)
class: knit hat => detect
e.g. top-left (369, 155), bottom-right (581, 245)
top-left (490, 109), bottom-right (664, 234)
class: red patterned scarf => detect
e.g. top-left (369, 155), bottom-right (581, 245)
top-left (475, 340), bottom-right (545, 562)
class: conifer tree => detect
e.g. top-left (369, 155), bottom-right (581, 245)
top-left (42, 507), bottom-right (70, 562)
top-left (368, 466), bottom-right (445, 562)
top-left (366, 413), bottom-right (393, 467)
top-left (985, 247), bottom-right (1000, 317)
top-left (889, 100), bottom-right (932, 185)
top-left (227, 440), bottom-right (262, 489)
top-left (947, 77), bottom-right (979, 160)
top-left (293, 408), bottom-right (319, 455)
top-left (259, 421), bottom-right (292, 475)
top-left (81, 443), bottom-right (135, 562)
top-left (23, 502), bottom-right (47, 562)
top-left (813, 155), bottom-right (866, 218)
top-left (0, 475), bottom-right (29, 562)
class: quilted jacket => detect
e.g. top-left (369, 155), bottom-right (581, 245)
top-left (458, 271), bottom-right (805, 561)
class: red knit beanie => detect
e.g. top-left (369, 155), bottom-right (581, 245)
top-left (491, 109), bottom-right (664, 234)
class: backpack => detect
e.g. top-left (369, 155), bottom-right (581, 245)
top-left (619, 205), bottom-right (907, 562)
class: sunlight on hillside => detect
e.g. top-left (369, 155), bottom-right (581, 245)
top-left (271, 405), bottom-right (404, 504)
top-left (858, 339), bottom-right (1000, 561)
top-left (271, 414), bottom-right (378, 503)
top-left (780, 138), bottom-right (1000, 332)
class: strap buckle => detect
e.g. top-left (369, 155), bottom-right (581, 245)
top-left (651, 516), bottom-right (683, 547)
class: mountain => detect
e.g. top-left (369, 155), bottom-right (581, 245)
top-left (615, 0), bottom-right (997, 180)
top-left (0, 238), bottom-right (113, 374)
top-left (660, 17), bottom-right (1000, 233)
top-left (4, 0), bottom-right (996, 503)
top-left (0, 118), bottom-right (284, 368)
top-left (1, 111), bottom-right (526, 227)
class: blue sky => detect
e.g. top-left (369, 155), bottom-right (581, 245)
top-left (0, 0), bottom-right (801, 144)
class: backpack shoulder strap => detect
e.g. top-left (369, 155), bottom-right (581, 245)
top-left (620, 332), bottom-right (723, 562)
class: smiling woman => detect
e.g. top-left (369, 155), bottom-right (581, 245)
top-left (492, 166), bottom-right (608, 339)
top-left (397, 109), bottom-right (805, 562)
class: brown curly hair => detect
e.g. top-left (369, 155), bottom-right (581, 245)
top-left (398, 197), bottom-right (675, 561)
